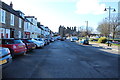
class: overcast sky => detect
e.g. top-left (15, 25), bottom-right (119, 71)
top-left (2, 0), bottom-right (119, 32)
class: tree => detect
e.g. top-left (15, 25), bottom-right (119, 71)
top-left (97, 15), bottom-right (119, 39)
top-left (110, 16), bottom-right (119, 39)
top-left (78, 26), bottom-right (93, 37)
top-left (97, 20), bottom-right (109, 37)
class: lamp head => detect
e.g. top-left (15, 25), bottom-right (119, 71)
top-left (104, 8), bottom-right (107, 11)
top-left (113, 9), bottom-right (116, 12)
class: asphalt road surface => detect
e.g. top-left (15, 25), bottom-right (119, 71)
top-left (2, 40), bottom-right (120, 78)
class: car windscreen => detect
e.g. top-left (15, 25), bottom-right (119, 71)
top-left (14, 40), bottom-right (23, 44)
top-left (2, 39), bottom-right (14, 44)
top-left (1, 39), bottom-right (23, 44)
top-left (72, 38), bottom-right (78, 40)
top-left (27, 40), bottom-right (34, 43)
top-left (38, 39), bottom-right (43, 41)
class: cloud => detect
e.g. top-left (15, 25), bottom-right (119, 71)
top-left (75, 0), bottom-right (106, 15)
top-left (99, 0), bottom-right (119, 2)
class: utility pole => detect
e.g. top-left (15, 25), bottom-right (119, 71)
top-left (85, 21), bottom-right (88, 40)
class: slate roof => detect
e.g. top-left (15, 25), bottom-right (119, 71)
top-left (25, 16), bottom-right (35, 18)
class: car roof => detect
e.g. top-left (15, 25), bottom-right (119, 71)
top-left (0, 38), bottom-right (21, 40)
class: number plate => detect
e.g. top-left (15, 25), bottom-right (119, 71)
top-left (32, 47), bottom-right (35, 49)
top-left (19, 46), bottom-right (23, 47)
top-left (0, 59), bottom-right (7, 65)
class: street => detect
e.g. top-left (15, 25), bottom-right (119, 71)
top-left (2, 40), bottom-right (120, 78)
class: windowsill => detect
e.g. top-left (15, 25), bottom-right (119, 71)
top-left (1, 22), bottom-right (6, 24)
top-left (10, 24), bottom-right (14, 26)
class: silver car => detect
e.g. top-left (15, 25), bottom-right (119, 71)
top-left (0, 47), bottom-right (12, 68)
top-left (31, 39), bottom-right (44, 48)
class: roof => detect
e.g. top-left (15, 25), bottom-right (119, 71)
top-left (38, 26), bottom-right (44, 30)
top-left (25, 16), bottom-right (35, 18)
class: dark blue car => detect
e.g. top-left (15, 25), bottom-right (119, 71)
top-left (79, 39), bottom-right (89, 45)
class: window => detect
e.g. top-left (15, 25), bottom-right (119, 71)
top-left (0, 9), bottom-right (6, 23)
top-left (0, 28), bottom-right (5, 38)
top-left (20, 13), bottom-right (24, 19)
top-left (27, 22), bottom-right (29, 29)
top-left (28, 23), bottom-right (30, 30)
top-left (18, 31), bottom-right (21, 38)
top-left (24, 22), bottom-right (26, 31)
top-left (19, 18), bottom-right (22, 28)
top-left (10, 14), bottom-right (14, 26)
top-left (5, 29), bottom-right (10, 38)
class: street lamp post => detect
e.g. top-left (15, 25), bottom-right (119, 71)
top-left (104, 6), bottom-right (116, 46)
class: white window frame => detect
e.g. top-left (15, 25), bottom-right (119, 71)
top-left (0, 28), bottom-right (5, 38)
top-left (0, 9), bottom-right (6, 24)
top-left (19, 18), bottom-right (22, 28)
top-left (18, 31), bottom-right (21, 38)
top-left (10, 14), bottom-right (14, 26)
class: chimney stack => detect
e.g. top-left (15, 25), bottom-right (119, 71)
top-left (10, 2), bottom-right (13, 8)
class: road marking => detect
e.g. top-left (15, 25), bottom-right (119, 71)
top-left (68, 59), bottom-right (72, 61)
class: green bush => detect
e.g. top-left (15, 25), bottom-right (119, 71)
top-left (98, 37), bottom-right (107, 43)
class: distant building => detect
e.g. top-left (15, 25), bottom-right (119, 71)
top-left (58, 25), bottom-right (77, 37)
top-left (58, 25), bottom-right (66, 37)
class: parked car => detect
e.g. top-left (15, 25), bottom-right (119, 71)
top-left (79, 39), bottom-right (89, 45)
top-left (33, 38), bottom-right (46, 45)
top-left (50, 37), bottom-right (55, 42)
top-left (21, 39), bottom-right (36, 51)
top-left (70, 37), bottom-right (79, 42)
top-left (43, 38), bottom-right (50, 45)
top-left (57, 36), bottom-right (61, 40)
top-left (60, 37), bottom-right (66, 41)
top-left (45, 38), bottom-right (50, 44)
top-left (0, 39), bottom-right (27, 57)
top-left (106, 41), bottom-right (113, 44)
top-left (0, 47), bottom-right (12, 68)
top-left (30, 39), bottom-right (44, 48)
top-left (112, 41), bottom-right (120, 45)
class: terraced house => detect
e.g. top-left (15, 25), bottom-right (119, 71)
top-left (0, 1), bottom-right (25, 38)
top-left (0, 1), bottom-right (53, 39)
top-left (25, 16), bottom-right (40, 38)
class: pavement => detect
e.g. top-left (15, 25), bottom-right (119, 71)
top-left (83, 41), bottom-right (119, 55)
top-left (89, 42), bottom-right (119, 50)
top-left (75, 40), bottom-right (120, 55)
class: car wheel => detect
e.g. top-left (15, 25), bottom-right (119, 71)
top-left (34, 44), bottom-right (37, 49)
top-left (22, 52), bottom-right (27, 55)
top-left (35, 44), bottom-right (39, 48)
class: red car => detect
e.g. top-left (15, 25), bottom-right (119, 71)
top-left (21, 39), bottom-right (36, 51)
top-left (0, 39), bottom-right (27, 57)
